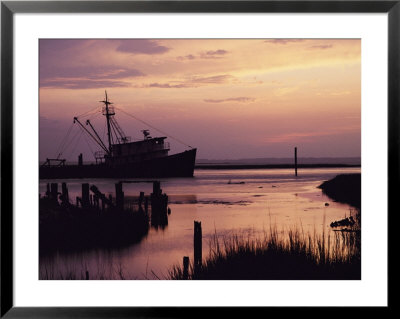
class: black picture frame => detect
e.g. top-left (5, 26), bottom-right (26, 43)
top-left (1, 1), bottom-right (396, 317)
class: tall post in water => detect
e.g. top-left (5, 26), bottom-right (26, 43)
top-left (183, 256), bottom-right (189, 280)
top-left (153, 181), bottom-right (161, 195)
top-left (194, 221), bottom-right (202, 275)
top-left (294, 147), bottom-right (298, 177)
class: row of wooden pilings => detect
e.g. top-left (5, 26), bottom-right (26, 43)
top-left (45, 182), bottom-right (70, 206)
top-left (182, 220), bottom-right (202, 279)
top-left (44, 181), bottom-right (170, 226)
top-left (45, 182), bottom-right (123, 211)
top-left (75, 183), bottom-right (123, 212)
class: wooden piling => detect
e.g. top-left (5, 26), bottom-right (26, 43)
top-left (115, 182), bottom-right (124, 211)
top-left (90, 185), bottom-right (113, 208)
top-left (145, 197), bottom-right (149, 215)
top-left (153, 181), bottom-right (161, 195)
top-left (94, 195), bottom-right (99, 209)
top-left (61, 182), bottom-right (69, 203)
top-left (183, 256), bottom-right (189, 280)
top-left (50, 183), bottom-right (58, 202)
top-left (139, 191), bottom-right (144, 212)
top-left (194, 221), bottom-right (202, 273)
top-left (82, 183), bottom-right (90, 208)
top-left (294, 147), bottom-right (298, 177)
top-left (46, 183), bottom-right (50, 197)
top-left (150, 183), bottom-right (168, 227)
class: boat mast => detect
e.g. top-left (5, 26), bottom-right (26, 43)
top-left (101, 90), bottom-right (113, 153)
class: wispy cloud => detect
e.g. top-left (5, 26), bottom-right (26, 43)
top-left (308, 44), bottom-right (333, 50)
top-left (40, 79), bottom-right (131, 90)
top-left (177, 49), bottom-right (229, 61)
top-left (263, 126), bottom-right (359, 144)
top-left (263, 132), bottom-right (332, 143)
top-left (190, 74), bottom-right (233, 84)
top-left (116, 39), bottom-right (169, 54)
top-left (206, 49), bottom-right (228, 55)
top-left (177, 54), bottom-right (196, 61)
top-left (40, 65), bottom-right (145, 89)
top-left (264, 39), bottom-right (305, 45)
top-left (42, 65), bottom-right (144, 80)
top-left (144, 83), bottom-right (189, 89)
top-left (141, 74), bottom-right (234, 89)
top-left (201, 49), bottom-right (229, 59)
top-left (203, 97), bottom-right (255, 103)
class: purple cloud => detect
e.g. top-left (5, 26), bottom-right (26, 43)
top-left (200, 49), bottom-right (229, 59)
top-left (41, 65), bottom-right (144, 80)
top-left (264, 39), bottom-right (305, 45)
top-left (190, 74), bottom-right (233, 84)
top-left (203, 97), bottom-right (255, 103)
top-left (116, 39), bottom-right (169, 54)
top-left (308, 44), bottom-right (333, 50)
top-left (177, 54), bottom-right (196, 61)
top-left (141, 74), bottom-right (234, 89)
top-left (41, 79), bottom-right (131, 90)
top-left (40, 39), bottom-right (87, 54)
top-left (205, 49), bottom-right (228, 56)
top-left (177, 50), bottom-right (228, 61)
top-left (145, 83), bottom-right (189, 89)
top-left (40, 64), bottom-right (144, 89)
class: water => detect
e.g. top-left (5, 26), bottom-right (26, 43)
top-left (39, 167), bottom-right (360, 279)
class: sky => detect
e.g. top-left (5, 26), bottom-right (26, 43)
top-left (39, 39), bottom-right (361, 162)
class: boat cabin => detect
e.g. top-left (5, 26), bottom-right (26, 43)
top-left (106, 137), bottom-right (170, 165)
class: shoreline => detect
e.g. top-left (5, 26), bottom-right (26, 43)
top-left (318, 173), bottom-right (361, 209)
top-left (195, 164), bottom-right (360, 170)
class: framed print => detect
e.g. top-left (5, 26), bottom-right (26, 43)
top-left (1, 0), bottom-right (396, 316)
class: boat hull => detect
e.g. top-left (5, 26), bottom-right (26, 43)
top-left (40, 149), bottom-right (197, 179)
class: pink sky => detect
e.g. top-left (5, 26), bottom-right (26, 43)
top-left (39, 39), bottom-right (360, 161)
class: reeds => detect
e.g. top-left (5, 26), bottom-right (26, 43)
top-left (169, 224), bottom-right (361, 280)
top-left (39, 257), bottom-right (132, 280)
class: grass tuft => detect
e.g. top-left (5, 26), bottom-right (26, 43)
top-left (169, 224), bottom-right (360, 280)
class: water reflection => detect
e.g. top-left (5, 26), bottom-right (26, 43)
top-left (39, 167), bottom-right (360, 279)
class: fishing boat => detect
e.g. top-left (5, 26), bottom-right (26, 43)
top-left (39, 92), bottom-right (197, 179)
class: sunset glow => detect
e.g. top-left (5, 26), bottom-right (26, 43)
top-left (39, 39), bottom-right (361, 161)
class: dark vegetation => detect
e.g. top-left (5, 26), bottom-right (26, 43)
top-left (318, 173), bottom-right (361, 209)
top-left (169, 226), bottom-right (360, 280)
top-left (39, 196), bottom-right (149, 255)
top-left (169, 173), bottom-right (361, 280)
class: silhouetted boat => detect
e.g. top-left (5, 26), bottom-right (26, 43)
top-left (40, 92), bottom-right (197, 179)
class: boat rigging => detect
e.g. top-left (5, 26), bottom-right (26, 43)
top-left (40, 91), bottom-right (197, 179)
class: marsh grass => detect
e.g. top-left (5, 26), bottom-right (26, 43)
top-left (39, 254), bottom-right (135, 280)
top-left (169, 224), bottom-right (361, 280)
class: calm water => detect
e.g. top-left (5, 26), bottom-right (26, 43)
top-left (39, 167), bottom-right (360, 279)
